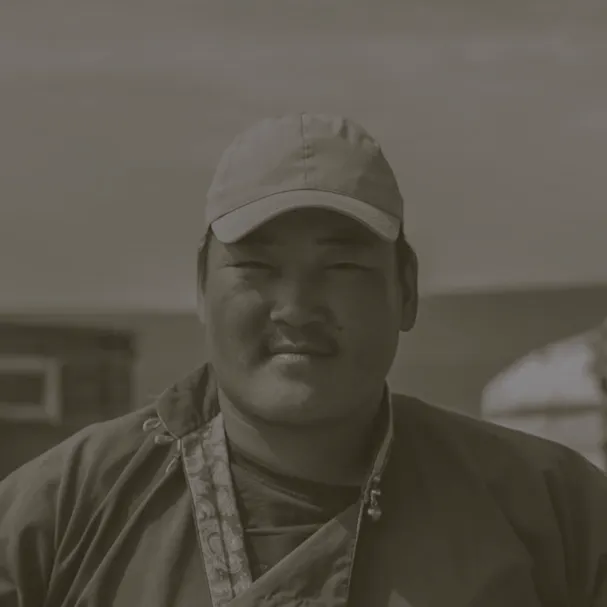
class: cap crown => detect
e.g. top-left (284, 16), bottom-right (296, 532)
top-left (205, 113), bottom-right (404, 225)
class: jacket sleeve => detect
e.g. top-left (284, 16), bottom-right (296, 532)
top-left (0, 450), bottom-right (62, 607)
top-left (548, 450), bottom-right (607, 606)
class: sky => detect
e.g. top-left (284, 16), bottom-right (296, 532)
top-left (1, 1), bottom-right (606, 312)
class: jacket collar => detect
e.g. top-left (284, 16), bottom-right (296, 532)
top-left (154, 363), bottom-right (219, 439)
top-left (153, 363), bottom-right (394, 503)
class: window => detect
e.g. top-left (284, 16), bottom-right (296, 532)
top-left (0, 323), bottom-right (135, 425)
top-left (0, 356), bottom-right (62, 424)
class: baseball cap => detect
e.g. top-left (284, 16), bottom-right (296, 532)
top-left (204, 113), bottom-right (404, 243)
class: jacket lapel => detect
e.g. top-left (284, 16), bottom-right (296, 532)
top-left (229, 503), bottom-right (361, 607)
top-left (155, 364), bottom-right (397, 607)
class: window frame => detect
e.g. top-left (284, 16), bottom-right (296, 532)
top-left (0, 355), bottom-right (63, 425)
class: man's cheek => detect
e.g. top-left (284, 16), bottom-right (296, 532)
top-left (334, 295), bottom-right (384, 329)
top-left (212, 303), bottom-right (265, 359)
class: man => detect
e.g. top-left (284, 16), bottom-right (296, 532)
top-left (1, 114), bottom-right (606, 607)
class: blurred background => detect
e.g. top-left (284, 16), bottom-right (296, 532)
top-left (1, 0), bottom-right (606, 478)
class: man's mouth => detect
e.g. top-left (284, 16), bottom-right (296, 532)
top-left (267, 341), bottom-right (336, 358)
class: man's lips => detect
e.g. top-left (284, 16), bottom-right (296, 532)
top-left (267, 341), bottom-right (336, 357)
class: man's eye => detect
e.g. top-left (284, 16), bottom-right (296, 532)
top-left (326, 262), bottom-right (366, 270)
top-left (232, 261), bottom-right (273, 270)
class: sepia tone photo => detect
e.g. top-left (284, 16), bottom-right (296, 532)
top-left (1, 2), bottom-right (606, 605)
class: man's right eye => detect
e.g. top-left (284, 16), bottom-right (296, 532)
top-left (232, 261), bottom-right (273, 270)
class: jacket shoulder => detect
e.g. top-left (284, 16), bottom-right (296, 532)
top-left (0, 404), bottom-right (175, 603)
top-left (390, 393), bottom-right (597, 479)
top-left (0, 403), bottom-right (165, 534)
top-left (390, 394), bottom-right (607, 600)
top-left (3, 405), bottom-right (156, 485)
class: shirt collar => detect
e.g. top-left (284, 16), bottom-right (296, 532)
top-left (361, 388), bottom-right (393, 520)
top-left (154, 363), bottom-right (395, 497)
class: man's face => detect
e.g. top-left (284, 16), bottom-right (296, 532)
top-left (202, 208), bottom-right (407, 425)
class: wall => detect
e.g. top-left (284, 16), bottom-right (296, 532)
top-left (390, 284), bottom-right (607, 414)
top-left (1, 284), bottom-right (606, 478)
top-left (0, 314), bottom-right (206, 479)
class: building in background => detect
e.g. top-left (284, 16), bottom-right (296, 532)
top-left (0, 322), bottom-right (137, 479)
top-left (482, 319), bottom-right (607, 470)
top-left (2, 294), bottom-right (606, 480)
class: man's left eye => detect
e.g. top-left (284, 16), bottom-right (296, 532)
top-left (326, 263), bottom-right (366, 270)
top-left (232, 261), bottom-right (274, 270)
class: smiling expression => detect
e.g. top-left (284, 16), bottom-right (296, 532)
top-left (200, 207), bottom-right (413, 425)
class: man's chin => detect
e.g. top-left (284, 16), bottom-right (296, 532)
top-left (248, 375), bottom-right (331, 422)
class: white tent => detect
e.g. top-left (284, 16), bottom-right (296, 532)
top-left (481, 331), bottom-right (606, 470)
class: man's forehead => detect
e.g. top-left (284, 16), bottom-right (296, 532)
top-left (235, 209), bottom-right (383, 248)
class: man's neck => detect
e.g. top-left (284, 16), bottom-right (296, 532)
top-left (218, 389), bottom-right (385, 487)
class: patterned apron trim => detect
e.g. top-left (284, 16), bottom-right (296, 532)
top-left (179, 389), bottom-right (394, 606)
top-left (181, 413), bottom-right (253, 607)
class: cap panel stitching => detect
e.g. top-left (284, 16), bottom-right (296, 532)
top-left (300, 113), bottom-right (309, 183)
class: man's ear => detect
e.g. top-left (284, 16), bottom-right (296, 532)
top-left (399, 248), bottom-right (419, 332)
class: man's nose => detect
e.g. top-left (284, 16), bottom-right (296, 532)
top-left (269, 276), bottom-right (327, 327)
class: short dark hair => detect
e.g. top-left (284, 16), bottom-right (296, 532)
top-left (197, 228), bottom-right (415, 290)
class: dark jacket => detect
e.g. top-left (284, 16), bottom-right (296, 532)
top-left (1, 364), bottom-right (606, 606)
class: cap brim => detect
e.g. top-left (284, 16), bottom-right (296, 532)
top-left (210, 190), bottom-right (402, 244)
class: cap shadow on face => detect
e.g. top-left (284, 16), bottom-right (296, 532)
top-left (199, 207), bottom-right (417, 331)
top-left (205, 208), bottom-right (399, 305)
top-left (205, 207), bottom-right (410, 346)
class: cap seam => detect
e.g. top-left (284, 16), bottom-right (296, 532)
top-left (300, 113), bottom-right (309, 183)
